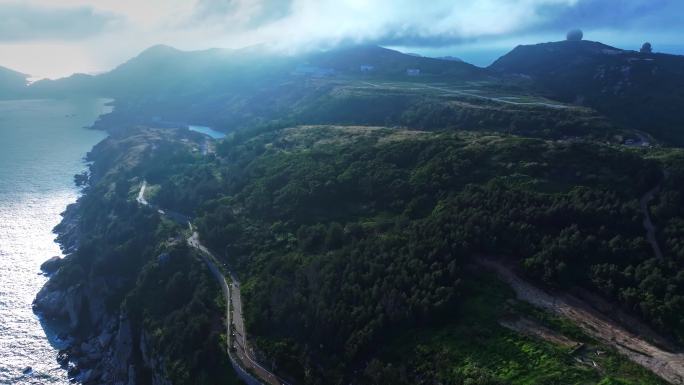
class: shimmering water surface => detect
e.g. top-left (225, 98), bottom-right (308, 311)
top-left (0, 99), bottom-right (110, 384)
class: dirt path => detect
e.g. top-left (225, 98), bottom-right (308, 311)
top-left (358, 81), bottom-right (571, 109)
top-left (480, 258), bottom-right (684, 384)
top-left (500, 317), bottom-right (579, 348)
top-left (136, 180), bottom-right (148, 205)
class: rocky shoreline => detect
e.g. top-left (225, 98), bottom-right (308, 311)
top-left (33, 196), bottom-right (170, 384)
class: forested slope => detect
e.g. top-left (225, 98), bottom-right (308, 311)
top-left (29, 41), bottom-right (684, 385)
top-left (140, 125), bottom-right (683, 384)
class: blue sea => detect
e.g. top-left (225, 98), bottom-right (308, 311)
top-left (0, 99), bottom-right (110, 384)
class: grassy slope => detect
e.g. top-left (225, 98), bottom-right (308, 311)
top-left (377, 271), bottom-right (665, 385)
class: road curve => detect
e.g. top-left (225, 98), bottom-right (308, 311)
top-left (188, 231), bottom-right (287, 385)
top-left (137, 181), bottom-right (288, 385)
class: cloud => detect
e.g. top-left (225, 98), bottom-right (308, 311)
top-left (185, 0), bottom-right (577, 45)
top-left (534, 0), bottom-right (684, 32)
top-left (183, 0), bottom-right (684, 50)
top-left (0, 3), bottom-right (124, 42)
top-left (2, 0), bottom-right (683, 79)
top-left (192, 0), bottom-right (292, 28)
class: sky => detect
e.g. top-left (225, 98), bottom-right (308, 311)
top-left (0, 0), bottom-right (683, 79)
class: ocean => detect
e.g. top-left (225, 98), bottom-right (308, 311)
top-left (0, 98), bottom-right (110, 384)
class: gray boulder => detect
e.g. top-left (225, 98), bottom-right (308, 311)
top-left (40, 256), bottom-right (64, 274)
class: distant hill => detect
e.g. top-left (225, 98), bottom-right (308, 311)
top-left (0, 66), bottom-right (28, 98)
top-left (28, 44), bottom-right (485, 99)
top-left (307, 45), bottom-right (484, 77)
top-left (28, 73), bottom-right (99, 97)
top-left (30, 45), bottom-right (292, 98)
top-left (13, 41), bottom-right (684, 144)
top-left (435, 56), bottom-right (464, 62)
top-left (490, 40), bottom-right (684, 144)
top-left (21, 44), bottom-right (491, 131)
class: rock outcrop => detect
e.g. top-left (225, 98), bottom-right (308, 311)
top-left (33, 208), bottom-right (170, 385)
top-left (40, 256), bottom-right (64, 274)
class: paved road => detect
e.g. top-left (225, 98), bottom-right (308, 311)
top-left (481, 258), bottom-right (684, 385)
top-left (137, 181), bottom-right (287, 385)
top-left (188, 230), bottom-right (286, 385)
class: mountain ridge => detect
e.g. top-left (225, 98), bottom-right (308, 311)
top-left (0, 65), bottom-right (28, 98)
top-left (490, 39), bottom-right (684, 144)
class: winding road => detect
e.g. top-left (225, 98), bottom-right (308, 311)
top-left (136, 171), bottom-right (672, 384)
top-left (188, 230), bottom-right (287, 385)
top-left (138, 181), bottom-right (288, 385)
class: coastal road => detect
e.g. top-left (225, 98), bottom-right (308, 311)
top-left (187, 230), bottom-right (285, 385)
top-left (137, 181), bottom-right (286, 385)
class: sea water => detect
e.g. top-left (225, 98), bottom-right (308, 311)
top-left (0, 98), bottom-right (110, 384)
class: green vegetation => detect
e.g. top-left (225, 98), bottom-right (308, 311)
top-left (491, 40), bottom-right (684, 145)
top-left (125, 244), bottom-right (239, 385)
top-left (36, 42), bottom-right (684, 385)
top-left (127, 124), bottom-right (680, 383)
top-left (367, 273), bottom-right (665, 385)
top-left (50, 119), bottom-right (684, 384)
top-left (48, 128), bottom-right (240, 385)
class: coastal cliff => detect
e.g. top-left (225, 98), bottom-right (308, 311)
top-left (34, 199), bottom-right (172, 385)
top-left (33, 128), bottom-right (237, 385)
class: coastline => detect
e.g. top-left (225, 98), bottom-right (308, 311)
top-left (32, 157), bottom-right (143, 385)
top-left (31, 126), bottom-right (200, 385)
top-left (0, 98), bottom-right (113, 384)
top-left (30, 99), bottom-right (119, 384)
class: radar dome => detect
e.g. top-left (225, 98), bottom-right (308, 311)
top-left (566, 29), bottom-right (584, 41)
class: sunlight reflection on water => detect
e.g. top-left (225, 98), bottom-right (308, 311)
top-left (0, 99), bottom-right (109, 384)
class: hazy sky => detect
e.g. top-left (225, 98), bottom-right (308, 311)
top-left (1, 0), bottom-right (682, 79)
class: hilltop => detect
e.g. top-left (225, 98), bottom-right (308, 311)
top-left (0, 66), bottom-right (28, 98)
top-left (491, 40), bottom-right (684, 144)
top-left (4, 39), bottom-right (684, 145)
top-left (28, 44), bottom-right (486, 98)
top-left (7, 40), bottom-right (684, 145)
